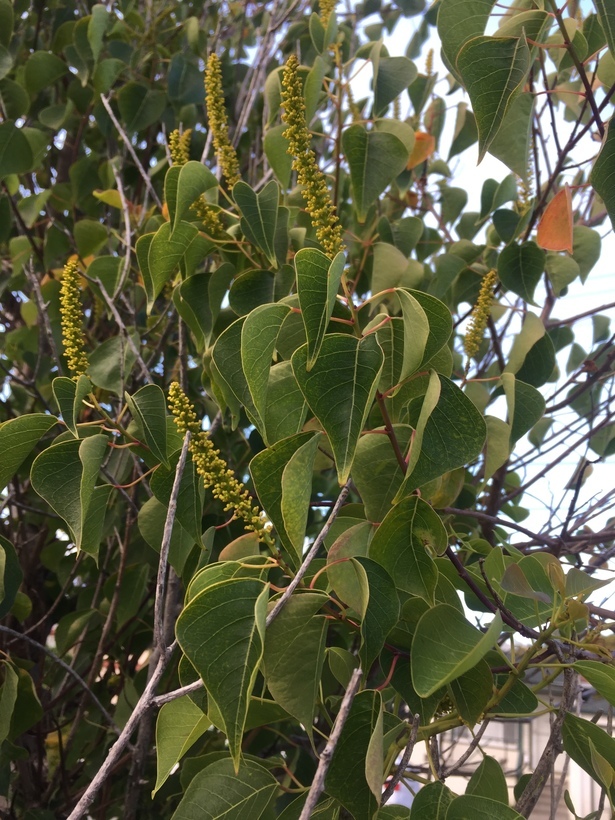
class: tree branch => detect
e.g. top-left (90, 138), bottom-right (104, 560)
top-left (298, 666), bottom-right (363, 820)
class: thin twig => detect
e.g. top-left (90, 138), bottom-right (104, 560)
top-left (66, 645), bottom-right (174, 820)
top-left (298, 666), bottom-right (363, 820)
top-left (382, 714), bottom-right (420, 805)
top-left (0, 625), bottom-right (119, 734)
top-left (152, 679), bottom-right (204, 707)
top-left (24, 262), bottom-right (62, 372)
top-left (154, 432), bottom-right (190, 652)
top-left (515, 667), bottom-right (577, 817)
top-left (441, 720), bottom-right (490, 777)
top-left (99, 95), bottom-right (162, 209)
top-left (266, 482), bottom-right (350, 627)
top-left (109, 159), bottom-right (132, 297)
top-left (92, 277), bottom-right (153, 384)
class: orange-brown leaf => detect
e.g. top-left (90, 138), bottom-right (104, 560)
top-left (536, 184), bottom-right (573, 253)
top-left (407, 132), bottom-right (436, 170)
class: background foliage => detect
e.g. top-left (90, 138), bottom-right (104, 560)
top-left (0, 0), bottom-right (614, 817)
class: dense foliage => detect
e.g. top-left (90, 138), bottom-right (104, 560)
top-left (0, 0), bottom-right (615, 817)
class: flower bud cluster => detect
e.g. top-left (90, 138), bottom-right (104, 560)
top-left (60, 260), bottom-right (89, 378)
top-left (281, 55), bottom-right (344, 259)
top-left (319, 0), bottom-right (336, 27)
top-left (167, 382), bottom-right (269, 541)
top-left (464, 268), bottom-right (497, 363)
top-left (169, 128), bottom-right (192, 166)
top-left (205, 53), bottom-right (241, 188)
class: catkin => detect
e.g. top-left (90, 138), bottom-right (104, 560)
top-left (464, 269), bottom-right (497, 363)
top-left (59, 260), bottom-right (89, 378)
top-left (281, 55), bottom-right (344, 258)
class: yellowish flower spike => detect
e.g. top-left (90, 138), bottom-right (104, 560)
top-left (464, 268), bottom-right (497, 364)
top-left (60, 260), bottom-right (89, 378)
top-left (281, 54), bottom-right (345, 259)
top-left (168, 128), bottom-right (192, 166)
top-left (167, 128), bottom-right (225, 236)
top-left (319, 0), bottom-right (336, 27)
top-left (204, 53), bottom-right (241, 188)
top-left (167, 382), bottom-right (270, 542)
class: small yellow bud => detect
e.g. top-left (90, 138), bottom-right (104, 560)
top-left (205, 53), bottom-right (241, 188)
top-left (168, 382), bottom-right (270, 542)
top-left (169, 128), bottom-right (192, 166)
top-left (281, 55), bottom-right (344, 259)
top-left (319, 0), bottom-right (336, 27)
top-left (59, 260), bottom-right (89, 378)
top-left (464, 269), bottom-right (497, 364)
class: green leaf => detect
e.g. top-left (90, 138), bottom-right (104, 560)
top-left (409, 781), bottom-right (455, 819)
top-left (590, 117), bottom-right (615, 232)
top-left (234, 179), bottom-right (279, 267)
top-left (0, 1), bottom-right (13, 49)
top-left (281, 433), bottom-right (322, 565)
top-left (176, 578), bottom-right (268, 771)
top-left (264, 362), bottom-right (309, 445)
top-left (396, 289), bottom-right (430, 383)
top-left (145, 221), bottom-right (199, 311)
top-left (593, 0), bottom-right (615, 59)
top-left (563, 713), bottom-right (615, 798)
top-left (491, 675), bottom-right (538, 717)
top-left (74, 219), bottom-right (107, 257)
top-left (250, 432), bottom-right (321, 567)
top-left (88, 331), bottom-right (140, 395)
top-left (369, 496), bottom-right (441, 603)
top-left (87, 5), bottom-right (109, 62)
top-left (572, 226), bottom-right (601, 282)
top-left (565, 567), bottom-right (611, 598)
top-left (467, 756), bottom-right (509, 804)
top-left (241, 303), bottom-right (291, 430)
top-left (118, 82), bottom-right (167, 133)
top-left (574, 662), bottom-right (615, 707)
top-left (396, 373), bottom-right (487, 495)
top-left (52, 376), bottom-right (92, 438)
top-left (0, 413), bottom-right (58, 491)
top-left (500, 374), bottom-right (545, 445)
top-left (125, 384), bottom-right (169, 467)
top-left (342, 124), bottom-right (409, 222)
top-left (353, 425), bottom-right (413, 522)
top-left (30, 435), bottom-right (108, 552)
top-left (357, 558), bottom-right (399, 671)
top-left (411, 605), bottom-right (502, 697)
top-left (171, 757), bottom-right (278, 820)
top-left (263, 592), bottom-right (327, 735)
top-left (0, 122), bottom-right (33, 178)
top-left (0, 536), bottom-right (23, 619)
top-left (498, 241), bottom-right (545, 305)
top-left (174, 160), bottom-right (218, 232)
top-left (292, 334), bottom-right (384, 484)
top-left (24, 52), bottom-right (68, 95)
top-left (295, 248), bottom-right (346, 370)
top-left (446, 796), bottom-right (523, 819)
top-left (326, 690), bottom-right (382, 820)
top-left (0, 662), bottom-right (18, 746)
top-left (456, 35), bottom-right (531, 162)
top-left (448, 659), bottom-right (492, 726)
top-left (373, 56), bottom-right (417, 116)
top-left (264, 125), bottom-right (292, 189)
top-left (153, 696), bottom-right (210, 796)
top-left (437, 0), bottom-right (497, 81)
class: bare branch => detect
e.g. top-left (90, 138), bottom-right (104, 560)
top-left (99, 95), bottom-right (162, 209)
top-left (382, 714), bottom-right (420, 805)
top-left (0, 625), bottom-right (119, 734)
top-left (266, 482), bottom-right (350, 628)
top-left (299, 666), bottom-right (363, 820)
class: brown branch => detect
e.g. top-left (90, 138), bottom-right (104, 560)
top-left (298, 666), bottom-right (363, 820)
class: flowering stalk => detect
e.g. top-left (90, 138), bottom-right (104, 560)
top-left (167, 128), bottom-right (224, 237)
top-left (204, 53), bottom-right (241, 188)
top-left (168, 128), bottom-right (192, 166)
top-left (167, 382), bottom-right (270, 543)
top-left (281, 54), bottom-right (344, 259)
top-left (464, 269), bottom-right (497, 365)
top-left (59, 260), bottom-right (89, 378)
top-left (319, 0), bottom-right (336, 27)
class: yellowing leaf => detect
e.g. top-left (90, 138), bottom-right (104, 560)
top-left (536, 185), bottom-right (573, 253)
